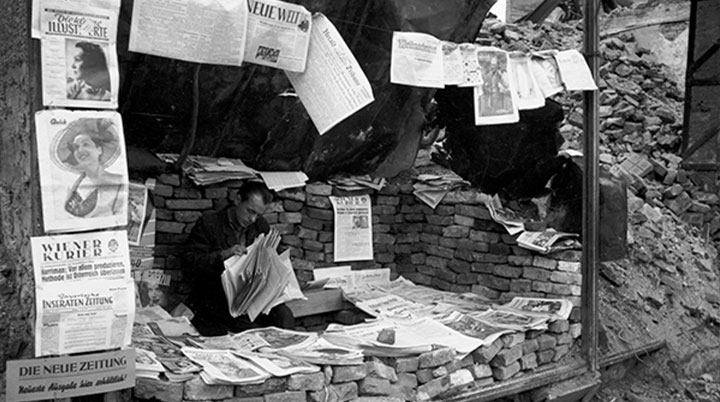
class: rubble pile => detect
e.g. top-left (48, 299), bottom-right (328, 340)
top-left (480, 17), bottom-right (720, 244)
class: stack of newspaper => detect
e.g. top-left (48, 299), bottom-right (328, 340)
top-left (135, 348), bottom-right (166, 379)
top-left (412, 173), bottom-right (469, 208)
top-left (328, 174), bottom-right (387, 191)
top-left (132, 335), bottom-right (202, 382)
top-left (221, 234), bottom-right (305, 321)
top-left (157, 153), bottom-right (258, 186)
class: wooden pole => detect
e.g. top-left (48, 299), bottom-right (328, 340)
top-left (581, 0), bottom-right (600, 372)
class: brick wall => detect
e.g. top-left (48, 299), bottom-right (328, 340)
top-left (149, 175), bottom-right (583, 308)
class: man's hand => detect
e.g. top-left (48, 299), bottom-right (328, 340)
top-left (221, 244), bottom-right (247, 260)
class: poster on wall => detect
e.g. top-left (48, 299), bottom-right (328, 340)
top-left (31, 230), bottom-right (135, 357)
top-left (286, 13), bottom-right (374, 135)
top-left (5, 348), bottom-right (135, 401)
top-left (39, 1), bottom-right (120, 108)
top-left (129, 0), bottom-right (248, 66)
top-left (243, 0), bottom-right (312, 72)
top-left (35, 110), bottom-right (128, 233)
top-left (329, 195), bottom-right (373, 262)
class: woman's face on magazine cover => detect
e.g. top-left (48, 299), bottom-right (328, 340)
top-left (72, 134), bottom-right (102, 169)
top-left (71, 47), bottom-right (85, 80)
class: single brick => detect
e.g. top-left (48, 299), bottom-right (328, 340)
top-left (508, 255), bottom-right (533, 266)
top-left (279, 212), bottom-right (303, 223)
top-left (284, 199), bottom-right (304, 212)
top-left (501, 332), bottom-right (526, 348)
top-left (263, 391), bottom-right (307, 402)
top-left (152, 182), bottom-right (174, 197)
top-left (521, 339), bottom-right (539, 354)
top-left (472, 340), bottom-right (502, 364)
top-left (455, 204), bottom-right (492, 220)
top-left (454, 214), bottom-right (475, 227)
top-left (520, 353), bottom-right (538, 370)
top-left (306, 183), bottom-right (333, 195)
top-left (416, 375), bottom-right (451, 401)
top-left (537, 349), bottom-right (555, 364)
top-left (306, 207), bottom-right (334, 221)
top-left (510, 279), bottom-right (533, 293)
top-left (548, 320), bottom-right (570, 333)
top-left (332, 365), bottom-right (367, 383)
top-left (470, 364), bottom-right (493, 379)
top-left (556, 333), bottom-right (573, 345)
top-left (174, 187), bottom-right (201, 199)
top-left (533, 256), bottom-right (558, 270)
top-left (419, 348), bottom-right (455, 369)
top-left (287, 372), bottom-right (325, 391)
top-left (394, 356), bottom-right (419, 373)
top-left (426, 245), bottom-right (454, 259)
top-left (158, 173), bottom-right (181, 186)
top-left (550, 271), bottom-right (582, 285)
top-left (469, 230), bottom-right (500, 243)
top-left (553, 345), bottom-right (570, 361)
top-left (416, 368), bottom-right (434, 384)
top-left (358, 377), bottom-right (392, 396)
top-left (165, 199), bottom-right (213, 210)
top-left (537, 335), bottom-right (558, 351)
top-left (492, 361), bottom-right (521, 381)
top-left (493, 264), bottom-right (523, 278)
top-left (557, 261), bottom-right (581, 272)
top-left (432, 366), bottom-right (448, 378)
top-left (449, 369), bottom-right (474, 388)
top-left (156, 221), bottom-right (186, 234)
top-left (491, 345), bottom-right (523, 367)
top-left (442, 225), bottom-right (470, 238)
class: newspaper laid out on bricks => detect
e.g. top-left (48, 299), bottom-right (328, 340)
top-left (390, 31), bottom-right (444, 88)
top-left (181, 347), bottom-right (270, 385)
top-left (31, 0), bottom-right (120, 38)
top-left (329, 195), bottom-right (374, 262)
top-left (243, 0), bottom-right (311, 72)
top-left (286, 13), bottom-right (374, 135)
top-left (233, 351), bottom-right (320, 377)
top-left (496, 297), bottom-right (574, 321)
top-left (35, 110), bottom-right (129, 233)
top-left (473, 46), bottom-right (520, 125)
top-left (554, 49), bottom-right (598, 91)
top-left (31, 230), bottom-right (134, 357)
top-left (516, 228), bottom-right (580, 254)
top-left (129, 0), bottom-right (248, 66)
top-left (509, 53), bottom-right (545, 110)
top-left (39, 1), bottom-right (119, 108)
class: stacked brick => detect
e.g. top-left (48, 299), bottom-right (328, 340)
top-left (134, 317), bottom-right (580, 402)
top-left (150, 176), bottom-right (583, 308)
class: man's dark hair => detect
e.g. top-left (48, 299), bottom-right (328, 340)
top-left (238, 181), bottom-right (273, 204)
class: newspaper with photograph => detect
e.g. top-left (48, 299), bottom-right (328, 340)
top-left (473, 47), bottom-right (519, 125)
top-left (276, 337), bottom-right (364, 365)
top-left (390, 31), bottom-right (444, 88)
top-left (132, 335), bottom-right (202, 381)
top-left (35, 110), bottom-right (129, 233)
top-left (182, 347), bottom-right (270, 385)
top-left (232, 326), bottom-right (318, 351)
top-left (135, 347), bottom-right (165, 379)
top-left (554, 49), bottom-right (598, 91)
top-left (496, 297), bottom-right (574, 321)
top-left (329, 195), bottom-right (374, 262)
top-left (244, 0), bottom-right (311, 72)
top-left (509, 53), bottom-right (545, 110)
top-left (470, 309), bottom-right (549, 331)
top-left (31, 230), bottom-right (134, 356)
top-left (129, 0), bottom-right (248, 66)
top-left (516, 228), bottom-right (580, 254)
top-left (233, 350), bottom-right (320, 377)
top-left (132, 269), bottom-right (172, 310)
top-left (286, 13), bottom-right (374, 135)
top-left (531, 50), bottom-right (565, 97)
top-left (39, 0), bottom-right (119, 108)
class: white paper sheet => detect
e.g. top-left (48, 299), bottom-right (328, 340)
top-left (129, 0), bottom-right (248, 66)
top-left (530, 50), bottom-right (565, 97)
top-left (390, 31), bottom-right (444, 88)
top-left (286, 13), bottom-right (374, 135)
top-left (258, 171), bottom-right (308, 191)
top-left (442, 41), bottom-right (463, 86)
top-left (509, 54), bottom-right (545, 110)
top-left (554, 49), bottom-right (598, 91)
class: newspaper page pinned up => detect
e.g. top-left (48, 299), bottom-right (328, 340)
top-left (129, 0), bottom-right (248, 66)
top-left (127, 183), bottom-right (148, 246)
top-left (554, 49), bottom-right (598, 91)
top-left (458, 43), bottom-right (483, 87)
top-left (39, 1), bottom-right (119, 108)
top-left (31, 230), bottom-right (135, 357)
top-left (531, 50), bottom-right (564, 97)
top-left (442, 41), bottom-right (463, 86)
top-left (35, 110), bottom-right (128, 233)
top-left (329, 195), bottom-right (374, 262)
top-left (509, 53), bottom-right (545, 110)
top-left (286, 13), bottom-right (374, 135)
top-left (32, 0), bottom-right (120, 38)
top-left (6, 348), bottom-right (135, 401)
top-left (390, 32), bottom-right (444, 88)
top-left (474, 47), bottom-right (519, 125)
top-left (244, 0), bottom-right (311, 72)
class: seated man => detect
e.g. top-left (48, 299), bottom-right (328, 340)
top-left (183, 181), bottom-right (294, 336)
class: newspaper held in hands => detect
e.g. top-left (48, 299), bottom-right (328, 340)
top-left (286, 13), bottom-right (374, 135)
top-left (243, 0), bottom-right (312, 72)
top-left (181, 347), bottom-right (270, 385)
top-left (496, 297), bottom-right (574, 321)
top-left (390, 32), bottom-right (444, 88)
top-left (516, 229), bottom-right (579, 254)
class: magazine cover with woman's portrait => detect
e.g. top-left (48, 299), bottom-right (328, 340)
top-left (39, 1), bottom-right (119, 109)
top-left (35, 110), bottom-right (129, 233)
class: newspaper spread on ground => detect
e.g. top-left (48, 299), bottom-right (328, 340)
top-left (127, 183), bottom-right (148, 246)
top-left (243, 0), bottom-right (311, 72)
top-left (35, 110), bottom-right (129, 233)
top-left (32, 0), bottom-right (121, 38)
top-left (442, 41), bottom-right (463, 86)
top-left (31, 230), bottom-right (134, 357)
top-left (554, 49), bottom-right (598, 91)
top-left (459, 43), bottom-right (483, 87)
top-left (232, 327), bottom-right (318, 351)
top-left (286, 13), bottom-right (374, 135)
top-left (129, 0), bottom-right (248, 66)
top-left (39, 1), bottom-right (119, 109)
top-left (233, 351), bottom-right (320, 376)
top-left (181, 347), bottom-right (270, 385)
top-left (531, 50), bottom-right (564, 97)
top-left (516, 229), bottom-right (580, 254)
top-left (509, 53), bottom-right (545, 110)
top-left (483, 194), bottom-right (525, 235)
top-left (390, 31), bottom-right (444, 88)
top-left (474, 47), bottom-right (519, 125)
top-left (496, 297), bottom-right (574, 321)
top-left (329, 195), bottom-right (373, 262)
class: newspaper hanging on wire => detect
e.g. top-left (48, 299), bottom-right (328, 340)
top-left (31, 230), bottom-right (135, 357)
top-left (329, 195), bottom-right (373, 262)
top-left (129, 0), bottom-right (248, 66)
top-left (286, 13), bottom-right (374, 135)
top-left (38, 1), bottom-right (120, 108)
top-left (390, 31), bottom-right (444, 88)
top-left (244, 0), bottom-right (312, 72)
top-left (35, 110), bottom-right (129, 233)
top-left (473, 47), bottom-right (519, 125)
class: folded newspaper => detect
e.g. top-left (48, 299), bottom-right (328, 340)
top-left (516, 229), bottom-right (579, 254)
top-left (495, 297), bottom-right (574, 321)
top-left (221, 234), bottom-right (305, 321)
top-left (483, 194), bottom-right (524, 235)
